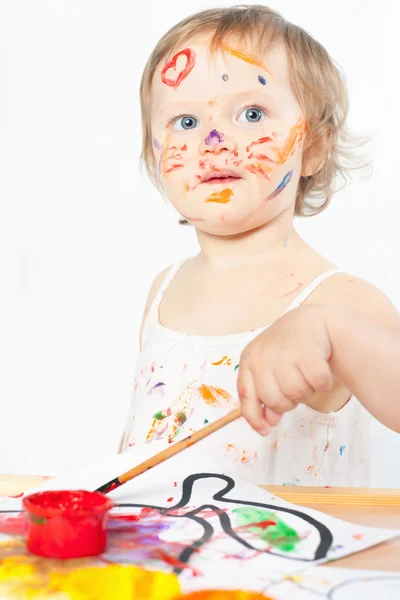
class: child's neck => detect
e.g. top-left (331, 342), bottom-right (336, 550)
top-left (196, 209), bottom-right (304, 268)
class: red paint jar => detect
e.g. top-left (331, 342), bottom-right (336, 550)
top-left (23, 490), bottom-right (113, 559)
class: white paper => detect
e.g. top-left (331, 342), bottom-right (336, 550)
top-left (0, 444), bottom-right (398, 594)
top-left (266, 566), bottom-right (400, 599)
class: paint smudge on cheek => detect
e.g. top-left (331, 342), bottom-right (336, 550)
top-left (222, 73), bottom-right (229, 82)
top-left (272, 117), bottom-right (306, 164)
top-left (266, 170), bottom-right (293, 201)
top-left (258, 75), bottom-right (267, 85)
top-left (245, 163), bottom-right (272, 180)
top-left (205, 188), bottom-right (233, 204)
top-left (165, 164), bottom-right (184, 174)
top-left (152, 137), bottom-right (161, 150)
top-left (161, 48), bottom-right (196, 89)
top-left (246, 137), bottom-right (273, 153)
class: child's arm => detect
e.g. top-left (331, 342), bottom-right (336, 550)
top-left (238, 304), bottom-right (400, 434)
top-left (118, 266), bottom-right (171, 453)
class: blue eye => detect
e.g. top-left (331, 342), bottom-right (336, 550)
top-left (237, 107), bottom-right (265, 123)
top-left (172, 115), bottom-right (198, 131)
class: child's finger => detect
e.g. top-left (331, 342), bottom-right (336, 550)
top-left (275, 365), bottom-right (313, 406)
top-left (263, 406), bottom-right (282, 427)
top-left (256, 371), bottom-right (297, 414)
top-left (299, 355), bottom-right (333, 394)
top-left (238, 367), bottom-right (270, 436)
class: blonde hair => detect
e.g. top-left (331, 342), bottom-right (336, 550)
top-left (140, 4), bottom-right (366, 218)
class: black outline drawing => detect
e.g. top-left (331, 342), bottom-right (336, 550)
top-left (0, 472), bottom-right (333, 575)
top-left (327, 575), bottom-right (400, 599)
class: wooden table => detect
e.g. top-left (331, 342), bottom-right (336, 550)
top-left (1, 475), bottom-right (399, 571)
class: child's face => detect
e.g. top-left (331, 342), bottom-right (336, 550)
top-left (151, 39), bottom-right (306, 234)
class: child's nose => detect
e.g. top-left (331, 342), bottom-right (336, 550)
top-left (199, 129), bottom-right (237, 155)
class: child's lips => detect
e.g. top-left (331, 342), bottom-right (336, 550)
top-left (203, 176), bottom-right (241, 185)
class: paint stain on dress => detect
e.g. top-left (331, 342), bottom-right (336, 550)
top-left (199, 385), bottom-right (232, 406)
top-left (211, 356), bottom-right (232, 366)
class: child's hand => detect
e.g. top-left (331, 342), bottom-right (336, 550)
top-left (237, 305), bottom-right (334, 435)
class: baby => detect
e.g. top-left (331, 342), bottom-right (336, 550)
top-left (120, 5), bottom-right (400, 487)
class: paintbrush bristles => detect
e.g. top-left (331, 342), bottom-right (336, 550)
top-left (95, 407), bottom-right (242, 495)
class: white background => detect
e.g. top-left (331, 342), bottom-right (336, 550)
top-left (1, 0), bottom-right (399, 485)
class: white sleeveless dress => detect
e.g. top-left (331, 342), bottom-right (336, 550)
top-left (121, 261), bottom-right (372, 487)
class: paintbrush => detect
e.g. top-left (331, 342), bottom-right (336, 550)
top-left (95, 407), bottom-right (241, 494)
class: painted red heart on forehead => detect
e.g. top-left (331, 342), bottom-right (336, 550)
top-left (161, 48), bottom-right (196, 89)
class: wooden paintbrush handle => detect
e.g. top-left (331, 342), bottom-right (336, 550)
top-left (120, 407), bottom-right (241, 483)
top-left (96, 407), bottom-right (241, 494)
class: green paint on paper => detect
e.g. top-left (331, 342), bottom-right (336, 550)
top-left (234, 364), bottom-right (239, 372)
top-left (232, 507), bottom-right (301, 552)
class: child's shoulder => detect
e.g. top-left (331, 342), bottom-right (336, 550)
top-left (310, 272), bottom-right (400, 330)
top-left (143, 265), bottom-right (172, 313)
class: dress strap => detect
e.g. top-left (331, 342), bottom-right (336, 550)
top-left (141, 259), bottom-right (188, 348)
top-left (282, 268), bottom-right (343, 315)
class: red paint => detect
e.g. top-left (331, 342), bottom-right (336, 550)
top-left (161, 48), bottom-right (196, 89)
top-left (247, 153), bottom-right (274, 162)
top-left (245, 164), bottom-right (271, 180)
top-left (8, 492), bottom-right (24, 498)
top-left (109, 508), bottom-right (154, 523)
top-left (165, 164), bottom-right (184, 173)
top-left (181, 144), bottom-right (187, 151)
top-left (104, 480), bottom-right (120, 493)
top-left (233, 151), bottom-right (239, 157)
top-left (0, 513), bottom-right (27, 536)
top-left (246, 137), bottom-right (273, 152)
top-left (173, 481), bottom-right (177, 487)
top-left (158, 549), bottom-right (200, 576)
top-left (278, 282), bottom-right (303, 298)
top-left (167, 497), bottom-right (174, 502)
top-left (23, 490), bottom-right (113, 559)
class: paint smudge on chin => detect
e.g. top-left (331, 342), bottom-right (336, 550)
top-left (258, 75), bottom-right (267, 85)
top-left (266, 170), bottom-right (294, 201)
top-left (205, 129), bottom-right (225, 145)
top-left (205, 188), bottom-right (233, 204)
top-left (161, 48), bottom-right (196, 89)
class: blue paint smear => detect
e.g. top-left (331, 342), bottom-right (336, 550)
top-left (339, 445), bottom-right (346, 456)
top-left (258, 75), bottom-right (267, 85)
top-left (266, 170), bottom-right (294, 201)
